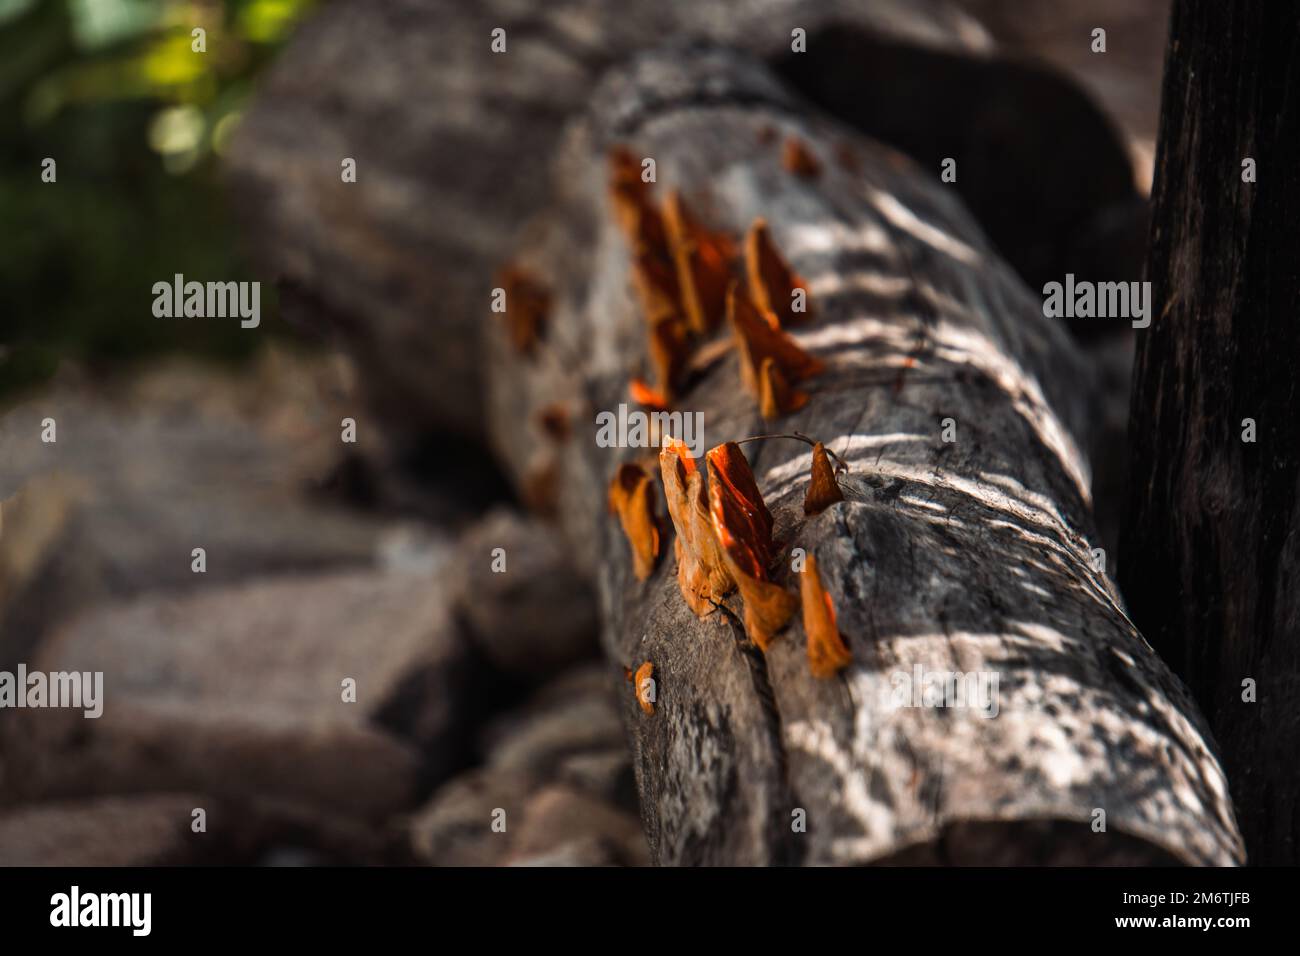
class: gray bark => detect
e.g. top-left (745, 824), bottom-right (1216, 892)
top-left (484, 47), bottom-right (1242, 865)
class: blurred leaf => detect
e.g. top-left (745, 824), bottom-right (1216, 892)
top-left (0, 0), bottom-right (39, 27)
top-left (68, 0), bottom-right (161, 50)
top-left (239, 0), bottom-right (314, 44)
top-left (0, 0), bottom-right (317, 401)
top-left (138, 29), bottom-right (212, 88)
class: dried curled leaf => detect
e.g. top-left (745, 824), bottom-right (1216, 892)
top-left (746, 219), bottom-right (814, 328)
top-left (706, 441), bottom-right (775, 574)
top-left (634, 661), bottom-right (656, 715)
top-left (609, 146), bottom-right (667, 251)
top-left (782, 136), bottom-right (822, 179)
top-left (732, 567), bottom-right (798, 652)
top-left (647, 313), bottom-right (691, 397)
top-left (801, 554), bottom-right (852, 678)
top-left (613, 146), bottom-right (679, 332)
top-left (728, 284), bottom-right (824, 400)
top-left (665, 191), bottom-right (735, 335)
top-left (660, 438), bottom-right (734, 615)
top-left (803, 441), bottom-right (844, 514)
top-left (498, 265), bottom-right (550, 355)
top-left (659, 439), bottom-right (697, 535)
top-left (608, 463), bottom-right (660, 581)
top-left (610, 154), bottom-right (693, 398)
top-left (629, 378), bottom-right (670, 411)
top-left (758, 356), bottom-right (809, 420)
top-left (628, 252), bottom-right (690, 397)
top-left (707, 442), bottom-right (795, 649)
top-left (630, 246), bottom-right (681, 327)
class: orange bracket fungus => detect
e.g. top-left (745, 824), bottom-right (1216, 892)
top-left (706, 441), bottom-right (796, 650)
top-left (801, 554), bottom-right (852, 678)
top-left (608, 462), bottom-right (661, 581)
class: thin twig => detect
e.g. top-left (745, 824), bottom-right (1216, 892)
top-left (734, 432), bottom-right (850, 474)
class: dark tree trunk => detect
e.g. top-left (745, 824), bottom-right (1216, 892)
top-left (1121, 0), bottom-right (1300, 865)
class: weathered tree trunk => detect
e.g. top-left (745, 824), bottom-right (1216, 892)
top-left (1121, 0), bottom-right (1300, 866)
top-left (485, 47), bottom-right (1242, 865)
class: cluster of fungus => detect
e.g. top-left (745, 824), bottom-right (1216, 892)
top-left (607, 147), bottom-right (823, 417)
top-left (606, 143), bottom-right (854, 709)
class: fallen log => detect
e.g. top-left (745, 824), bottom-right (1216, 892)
top-left (484, 47), bottom-right (1243, 865)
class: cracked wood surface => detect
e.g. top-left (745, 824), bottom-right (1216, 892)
top-left (485, 48), bottom-right (1243, 865)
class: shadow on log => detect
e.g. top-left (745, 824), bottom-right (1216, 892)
top-left (773, 25), bottom-right (1144, 301)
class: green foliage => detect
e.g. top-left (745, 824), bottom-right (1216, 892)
top-left (0, 0), bottom-right (316, 400)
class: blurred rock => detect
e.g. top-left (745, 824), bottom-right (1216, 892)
top-left (410, 663), bottom-right (647, 865)
top-left (409, 768), bottom-right (534, 866)
top-left (506, 785), bottom-right (648, 867)
top-left (480, 664), bottom-right (625, 779)
top-left (0, 348), bottom-right (629, 865)
top-left (508, 836), bottom-right (622, 867)
top-left (0, 794), bottom-right (248, 866)
top-left (451, 509), bottom-right (599, 682)
top-left (0, 350), bottom-right (393, 658)
top-left (0, 563), bottom-right (480, 820)
top-left (0, 793), bottom-right (409, 866)
top-left (410, 771), bottom-right (647, 867)
top-left (554, 749), bottom-right (637, 810)
top-left (0, 476), bottom-right (90, 660)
